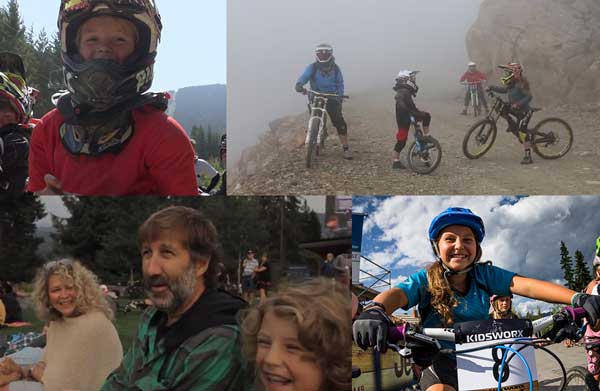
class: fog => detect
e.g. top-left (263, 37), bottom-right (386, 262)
top-left (228, 0), bottom-right (484, 165)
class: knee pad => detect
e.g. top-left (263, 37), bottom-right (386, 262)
top-left (396, 128), bottom-right (409, 142)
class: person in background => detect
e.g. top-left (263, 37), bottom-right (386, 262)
top-left (190, 138), bottom-right (220, 194)
top-left (459, 61), bottom-right (489, 115)
top-left (320, 252), bottom-right (336, 278)
top-left (241, 250), bottom-right (259, 303)
top-left (254, 253), bottom-right (271, 304)
top-left (489, 294), bottom-right (519, 319)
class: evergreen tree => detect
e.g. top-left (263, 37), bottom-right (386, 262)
top-left (573, 249), bottom-right (593, 292)
top-left (0, 194), bottom-right (46, 281)
top-left (560, 241), bottom-right (576, 290)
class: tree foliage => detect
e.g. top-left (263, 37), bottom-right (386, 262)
top-left (51, 197), bottom-right (321, 284)
top-left (0, 194), bottom-right (46, 281)
top-left (0, 0), bottom-right (62, 118)
top-left (560, 241), bottom-right (593, 292)
top-left (560, 241), bottom-right (575, 290)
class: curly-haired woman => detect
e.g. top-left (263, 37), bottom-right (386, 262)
top-left (0, 258), bottom-right (123, 391)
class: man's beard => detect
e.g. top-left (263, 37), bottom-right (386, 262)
top-left (144, 263), bottom-right (197, 314)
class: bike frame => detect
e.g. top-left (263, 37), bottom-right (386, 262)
top-left (306, 89), bottom-right (338, 147)
top-left (468, 82), bottom-right (480, 112)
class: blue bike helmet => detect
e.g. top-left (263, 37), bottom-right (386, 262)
top-left (428, 207), bottom-right (485, 243)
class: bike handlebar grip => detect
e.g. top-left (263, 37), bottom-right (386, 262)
top-left (567, 306), bottom-right (588, 320)
top-left (388, 324), bottom-right (409, 343)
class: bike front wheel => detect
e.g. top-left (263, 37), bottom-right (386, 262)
top-left (532, 117), bottom-right (573, 159)
top-left (306, 118), bottom-right (320, 168)
top-left (561, 366), bottom-right (599, 391)
top-left (407, 136), bottom-right (442, 175)
top-left (463, 119), bottom-right (497, 159)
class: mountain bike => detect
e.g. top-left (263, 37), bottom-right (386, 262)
top-left (0, 332), bottom-right (46, 357)
top-left (462, 90), bottom-right (573, 160)
top-left (304, 88), bottom-right (349, 168)
top-left (462, 81), bottom-right (483, 117)
top-left (406, 117), bottom-right (442, 175)
top-left (355, 306), bottom-right (587, 391)
top-left (562, 336), bottom-right (600, 391)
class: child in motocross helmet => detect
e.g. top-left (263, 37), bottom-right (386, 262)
top-left (27, 0), bottom-right (197, 195)
top-left (459, 61), bottom-right (489, 115)
top-left (487, 62), bottom-right (535, 165)
top-left (295, 43), bottom-right (352, 160)
top-left (392, 70), bottom-right (431, 169)
top-left (353, 207), bottom-right (600, 391)
top-left (0, 52), bottom-right (36, 195)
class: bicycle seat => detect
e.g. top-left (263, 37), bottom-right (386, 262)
top-left (530, 107), bottom-right (542, 112)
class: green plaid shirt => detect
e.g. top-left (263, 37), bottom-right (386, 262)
top-left (101, 292), bottom-right (250, 391)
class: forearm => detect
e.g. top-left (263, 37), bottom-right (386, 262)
top-left (371, 288), bottom-right (408, 314)
top-left (511, 275), bottom-right (576, 304)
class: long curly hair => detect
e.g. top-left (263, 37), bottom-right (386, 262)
top-left (425, 261), bottom-right (459, 326)
top-left (241, 278), bottom-right (351, 391)
top-left (31, 258), bottom-right (114, 322)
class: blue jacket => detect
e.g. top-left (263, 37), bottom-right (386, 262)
top-left (296, 63), bottom-right (344, 96)
top-left (489, 80), bottom-right (532, 111)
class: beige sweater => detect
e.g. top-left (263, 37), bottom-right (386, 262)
top-left (41, 311), bottom-right (123, 391)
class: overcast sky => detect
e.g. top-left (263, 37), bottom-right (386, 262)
top-left (228, 0), bottom-right (483, 163)
top-left (353, 196), bottom-right (600, 316)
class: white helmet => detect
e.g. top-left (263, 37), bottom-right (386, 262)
top-left (395, 70), bottom-right (419, 94)
top-left (468, 61), bottom-right (477, 68)
top-left (315, 43), bottom-right (333, 63)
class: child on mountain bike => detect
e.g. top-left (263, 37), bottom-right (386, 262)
top-left (487, 62), bottom-right (535, 165)
top-left (241, 278), bottom-right (351, 391)
top-left (295, 43), bottom-right (352, 160)
top-left (489, 294), bottom-right (519, 319)
top-left (353, 207), bottom-right (600, 391)
top-left (459, 61), bottom-right (489, 115)
top-left (392, 70), bottom-right (431, 169)
top-left (578, 236), bottom-right (600, 385)
top-left (27, 0), bottom-right (197, 195)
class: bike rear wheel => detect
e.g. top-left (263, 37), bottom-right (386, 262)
top-left (463, 119), bottom-right (497, 159)
top-left (407, 136), bottom-right (442, 175)
top-left (532, 117), bottom-right (573, 159)
top-left (562, 366), bottom-right (599, 391)
top-left (306, 117), bottom-right (320, 168)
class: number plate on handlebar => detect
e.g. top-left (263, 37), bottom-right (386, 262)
top-left (455, 319), bottom-right (538, 391)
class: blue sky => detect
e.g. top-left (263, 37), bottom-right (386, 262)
top-left (3, 0), bottom-right (225, 91)
top-left (353, 196), bottom-right (600, 316)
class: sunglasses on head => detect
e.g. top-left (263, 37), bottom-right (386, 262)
top-left (43, 259), bottom-right (74, 271)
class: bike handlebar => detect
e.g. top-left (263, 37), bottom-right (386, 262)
top-left (305, 88), bottom-right (349, 99)
top-left (388, 306), bottom-right (587, 348)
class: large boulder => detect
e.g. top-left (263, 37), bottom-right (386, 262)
top-left (467, 0), bottom-right (600, 105)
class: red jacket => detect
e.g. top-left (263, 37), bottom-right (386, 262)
top-left (460, 70), bottom-right (487, 84)
top-left (28, 107), bottom-right (197, 196)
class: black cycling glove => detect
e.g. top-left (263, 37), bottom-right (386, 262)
top-left (352, 306), bottom-right (393, 353)
top-left (573, 294), bottom-right (600, 331)
top-left (543, 309), bottom-right (583, 343)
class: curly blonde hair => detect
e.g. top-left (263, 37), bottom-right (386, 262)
top-left (241, 278), bottom-right (351, 391)
top-left (31, 258), bottom-right (114, 322)
top-left (426, 261), bottom-right (459, 326)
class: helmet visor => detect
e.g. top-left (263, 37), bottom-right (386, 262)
top-left (61, 0), bottom-right (150, 23)
top-left (316, 49), bottom-right (332, 62)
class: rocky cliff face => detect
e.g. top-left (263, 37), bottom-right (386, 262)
top-left (467, 0), bottom-right (600, 105)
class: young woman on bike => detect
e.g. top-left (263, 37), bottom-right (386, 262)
top-left (353, 207), bottom-right (600, 391)
top-left (487, 63), bottom-right (535, 165)
top-left (489, 294), bottom-right (519, 319)
top-left (578, 236), bottom-right (600, 385)
top-left (392, 70), bottom-right (431, 169)
top-left (295, 43), bottom-right (352, 160)
top-left (459, 61), bottom-right (489, 115)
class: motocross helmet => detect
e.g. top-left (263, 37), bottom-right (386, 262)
top-left (315, 43), bottom-right (333, 64)
top-left (499, 62), bottom-right (523, 86)
top-left (58, 0), bottom-right (163, 112)
top-left (0, 72), bottom-right (31, 125)
top-left (395, 70), bottom-right (420, 95)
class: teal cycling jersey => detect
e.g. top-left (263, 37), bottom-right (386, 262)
top-left (396, 262), bottom-right (515, 332)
